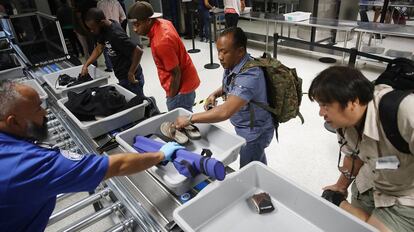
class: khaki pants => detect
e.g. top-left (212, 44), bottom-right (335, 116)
top-left (351, 182), bottom-right (414, 232)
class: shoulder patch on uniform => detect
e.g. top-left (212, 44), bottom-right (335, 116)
top-left (60, 150), bottom-right (84, 161)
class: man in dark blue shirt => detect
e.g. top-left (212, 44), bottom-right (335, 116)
top-left (0, 81), bottom-right (183, 231)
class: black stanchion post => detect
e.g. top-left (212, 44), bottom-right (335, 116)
top-left (188, 10), bottom-right (200, 54)
top-left (310, 0), bottom-right (319, 51)
top-left (348, 48), bottom-right (357, 68)
top-left (273, 33), bottom-right (279, 59)
top-left (204, 11), bottom-right (220, 69)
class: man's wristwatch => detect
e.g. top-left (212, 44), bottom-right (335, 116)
top-left (187, 114), bottom-right (193, 125)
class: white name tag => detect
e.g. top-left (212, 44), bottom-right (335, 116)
top-left (376, 156), bottom-right (400, 170)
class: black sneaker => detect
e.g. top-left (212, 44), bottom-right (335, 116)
top-left (321, 190), bottom-right (346, 206)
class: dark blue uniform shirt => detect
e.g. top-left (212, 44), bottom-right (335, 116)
top-left (0, 132), bottom-right (108, 232)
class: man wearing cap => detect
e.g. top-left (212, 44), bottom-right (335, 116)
top-left (81, 7), bottom-right (145, 98)
top-left (128, 1), bottom-right (200, 112)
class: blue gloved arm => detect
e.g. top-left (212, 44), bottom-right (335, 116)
top-left (160, 142), bottom-right (185, 161)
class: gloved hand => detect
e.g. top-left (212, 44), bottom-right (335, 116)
top-left (160, 142), bottom-right (184, 161)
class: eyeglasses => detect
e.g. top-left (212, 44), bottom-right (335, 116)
top-left (337, 139), bottom-right (359, 181)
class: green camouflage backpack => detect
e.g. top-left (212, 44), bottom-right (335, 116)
top-left (241, 53), bottom-right (304, 138)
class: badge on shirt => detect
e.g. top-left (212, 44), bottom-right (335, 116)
top-left (61, 149), bottom-right (84, 161)
top-left (375, 156), bottom-right (400, 170)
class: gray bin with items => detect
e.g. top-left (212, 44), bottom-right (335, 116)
top-left (57, 83), bottom-right (148, 138)
top-left (0, 52), bottom-right (24, 79)
top-left (43, 65), bottom-right (109, 98)
top-left (173, 162), bottom-right (378, 232)
top-left (19, 79), bottom-right (48, 108)
top-left (116, 108), bottom-right (246, 195)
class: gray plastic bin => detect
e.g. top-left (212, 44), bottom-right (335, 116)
top-left (0, 53), bottom-right (24, 79)
top-left (173, 162), bottom-right (377, 232)
top-left (20, 80), bottom-right (48, 108)
top-left (57, 83), bottom-right (148, 138)
top-left (116, 108), bottom-right (246, 195)
top-left (43, 65), bottom-right (109, 98)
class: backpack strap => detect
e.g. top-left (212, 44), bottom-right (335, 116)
top-left (379, 90), bottom-right (412, 154)
top-left (251, 100), bottom-right (305, 124)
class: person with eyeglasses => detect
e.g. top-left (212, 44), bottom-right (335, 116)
top-left (308, 66), bottom-right (414, 232)
top-left (174, 27), bottom-right (274, 168)
top-left (0, 81), bottom-right (183, 231)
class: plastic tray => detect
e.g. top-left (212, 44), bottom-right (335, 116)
top-left (43, 65), bottom-right (109, 98)
top-left (0, 53), bottom-right (24, 79)
top-left (20, 79), bottom-right (48, 108)
top-left (116, 108), bottom-right (246, 195)
top-left (173, 162), bottom-right (377, 232)
top-left (57, 83), bottom-right (148, 138)
top-left (283, 11), bottom-right (312, 22)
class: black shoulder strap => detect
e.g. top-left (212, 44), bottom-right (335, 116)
top-left (379, 90), bottom-right (412, 154)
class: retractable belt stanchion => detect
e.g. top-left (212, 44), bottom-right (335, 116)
top-left (188, 10), bottom-right (200, 54)
top-left (204, 11), bottom-right (220, 69)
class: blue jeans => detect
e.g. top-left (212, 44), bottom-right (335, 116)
top-left (103, 47), bottom-right (113, 70)
top-left (239, 128), bottom-right (274, 168)
top-left (118, 70), bottom-right (145, 98)
top-left (166, 91), bottom-right (196, 112)
top-left (199, 10), bottom-right (210, 40)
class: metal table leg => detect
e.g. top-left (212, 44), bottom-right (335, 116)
top-left (342, 31), bottom-right (349, 64)
top-left (266, 20), bottom-right (269, 53)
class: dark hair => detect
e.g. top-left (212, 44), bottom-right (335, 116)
top-left (308, 66), bottom-right (374, 109)
top-left (219, 27), bottom-right (247, 50)
top-left (84, 8), bottom-right (106, 23)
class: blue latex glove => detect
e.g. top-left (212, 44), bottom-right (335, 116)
top-left (160, 142), bottom-right (184, 161)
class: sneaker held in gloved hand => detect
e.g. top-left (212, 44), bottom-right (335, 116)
top-left (160, 142), bottom-right (185, 161)
top-left (321, 190), bottom-right (346, 206)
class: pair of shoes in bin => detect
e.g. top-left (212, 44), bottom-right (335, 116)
top-left (159, 121), bottom-right (201, 145)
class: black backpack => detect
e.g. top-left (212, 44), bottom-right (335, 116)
top-left (375, 58), bottom-right (414, 154)
top-left (144, 96), bottom-right (161, 119)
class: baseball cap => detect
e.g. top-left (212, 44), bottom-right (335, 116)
top-left (128, 1), bottom-right (155, 22)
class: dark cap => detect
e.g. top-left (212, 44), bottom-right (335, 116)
top-left (128, 1), bottom-right (154, 21)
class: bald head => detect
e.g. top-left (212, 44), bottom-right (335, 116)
top-left (0, 81), bottom-right (47, 140)
top-left (15, 83), bottom-right (39, 103)
top-left (0, 81), bottom-right (22, 119)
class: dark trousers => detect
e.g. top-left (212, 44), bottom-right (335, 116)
top-left (118, 66), bottom-right (145, 98)
top-left (199, 10), bottom-right (210, 39)
top-left (359, 6), bottom-right (369, 22)
top-left (87, 37), bottom-right (97, 66)
top-left (225, 13), bottom-right (239, 28)
top-left (63, 29), bottom-right (81, 57)
top-left (239, 128), bottom-right (274, 168)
